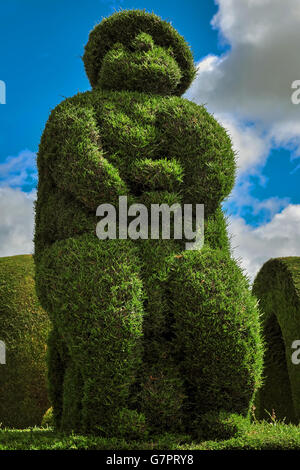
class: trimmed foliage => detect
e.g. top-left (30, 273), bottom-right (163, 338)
top-left (252, 257), bottom-right (300, 424)
top-left (36, 236), bottom-right (145, 435)
top-left (35, 9), bottom-right (263, 439)
top-left (0, 255), bottom-right (50, 428)
top-left (83, 9), bottom-right (196, 95)
top-left (166, 247), bottom-right (263, 438)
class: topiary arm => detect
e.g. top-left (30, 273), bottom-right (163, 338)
top-left (130, 158), bottom-right (183, 193)
top-left (38, 99), bottom-right (129, 210)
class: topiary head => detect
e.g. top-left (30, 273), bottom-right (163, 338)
top-left (83, 9), bottom-right (196, 96)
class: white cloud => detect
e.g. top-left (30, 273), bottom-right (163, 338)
top-left (0, 188), bottom-right (36, 256)
top-left (183, 0), bottom-right (300, 281)
top-left (0, 187), bottom-right (35, 257)
top-left (0, 150), bottom-right (37, 257)
top-left (228, 204), bottom-right (300, 283)
top-left (215, 113), bottom-right (271, 175)
top-left (211, 0), bottom-right (300, 47)
top-left (185, 0), bottom-right (300, 157)
top-left (0, 149), bottom-right (37, 189)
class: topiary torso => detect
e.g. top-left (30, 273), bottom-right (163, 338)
top-left (34, 9), bottom-right (263, 439)
top-left (35, 89), bottom-right (234, 249)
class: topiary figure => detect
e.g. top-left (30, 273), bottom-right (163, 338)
top-left (0, 255), bottom-right (50, 428)
top-left (34, 9), bottom-right (263, 438)
top-left (252, 257), bottom-right (300, 424)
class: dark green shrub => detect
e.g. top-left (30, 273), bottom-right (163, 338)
top-left (111, 408), bottom-right (149, 440)
top-left (35, 9), bottom-right (263, 438)
top-left (192, 411), bottom-right (249, 441)
top-left (252, 257), bottom-right (300, 424)
top-left (0, 255), bottom-right (50, 428)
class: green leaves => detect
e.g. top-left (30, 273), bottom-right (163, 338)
top-left (131, 32), bottom-right (154, 52)
top-left (130, 157), bottom-right (183, 192)
top-left (0, 255), bottom-right (50, 428)
top-left (83, 9), bottom-right (196, 95)
top-left (98, 41), bottom-right (182, 95)
top-left (253, 257), bottom-right (300, 423)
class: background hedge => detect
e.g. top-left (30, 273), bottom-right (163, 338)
top-left (253, 257), bottom-right (300, 424)
top-left (0, 255), bottom-right (50, 428)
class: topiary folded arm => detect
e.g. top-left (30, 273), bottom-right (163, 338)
top-left (42, 100), bottom-right (129, 211)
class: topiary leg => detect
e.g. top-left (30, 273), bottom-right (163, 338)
top-left (137, 238), bottom-right (186, 434)
top-left (36, 233), bottom-right (145, 435)
top-left (166, 246), bottom-right (263, 438)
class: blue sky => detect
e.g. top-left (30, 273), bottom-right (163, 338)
top-left (0, 0), bottom-right (219, 162)
top-left (0, 0), bottom-right (300, 281)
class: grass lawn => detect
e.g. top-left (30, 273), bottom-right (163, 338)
top-left (0, 421), bottom-right (299, 450)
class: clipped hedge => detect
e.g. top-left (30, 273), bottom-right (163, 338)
top-left (0, 255), bottom-right (50, 428)
top-left (252, 257), bottom-right (300, 423)
top-left (165, 247), bottom-right (264, 437)
top-left (36, 236), bottom-right (145, 435)
top-left (35, 9), bottom-right (263, 438)
top-left (83, 9), bottom-right (196, 95)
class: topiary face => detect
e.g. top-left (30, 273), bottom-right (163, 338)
top-left (98, 33), bottom-right (183, 95)
top-left (83, 9), bottom-right (196, 96)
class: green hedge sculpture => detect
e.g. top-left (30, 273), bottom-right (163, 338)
top-left (34, 9), bottom-right (263, 438)
top-left (0, 255), bottom-right (50, 428)
top-left (253, 257), bottom-right (300, 424)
